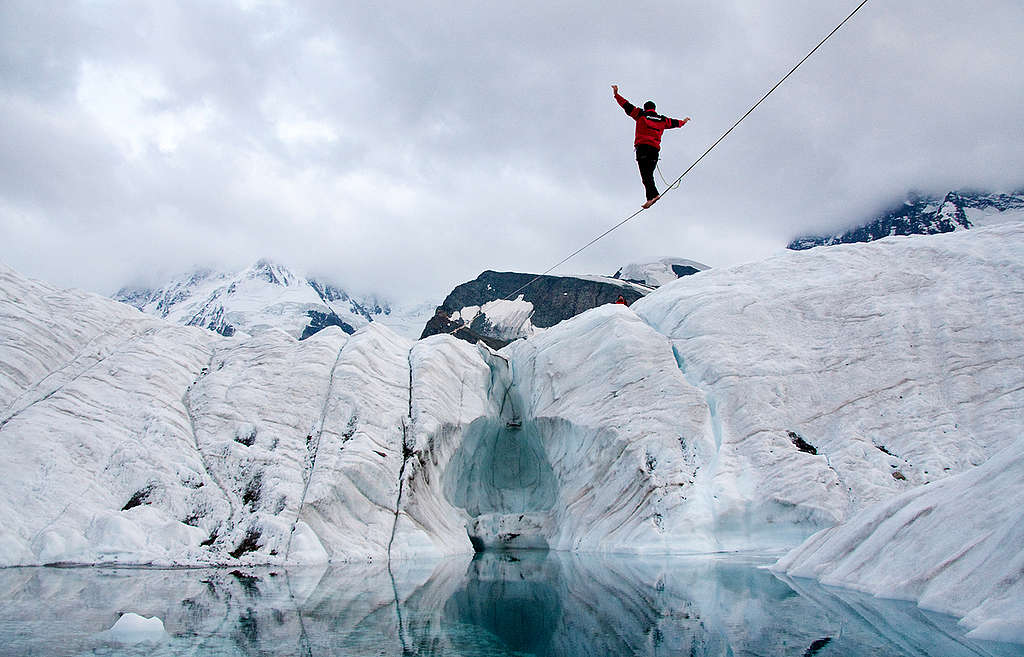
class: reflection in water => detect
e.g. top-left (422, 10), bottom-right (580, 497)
top-left (444, 554), bottom-right (561, 655)
top-left (0, 553), bottom-right (1020, 656)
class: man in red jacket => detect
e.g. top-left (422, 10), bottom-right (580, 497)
top-left (612, 85), bottom-right (690, 208)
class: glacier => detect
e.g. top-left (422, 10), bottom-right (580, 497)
top-left (1, 219), bottom-right (1022, 639)
top-left (774, 437), bottom-right (1024, 643)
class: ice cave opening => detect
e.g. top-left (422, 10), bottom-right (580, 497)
top-left (443, 417), bottom-right (558, 551)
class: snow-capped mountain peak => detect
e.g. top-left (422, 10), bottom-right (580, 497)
top-left (115, 267), bottom-right (223, 319)
top-left (114, 260), bottom-right (430, 341)
top-left (246, 259), bottom-right (302, 287)
top-left (789, 188), bottom-right (1024, 250)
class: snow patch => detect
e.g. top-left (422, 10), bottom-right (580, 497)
top-left (452, 296), bottom-right (538, 342)
top-left (614, 256), bottom-right (710, 287)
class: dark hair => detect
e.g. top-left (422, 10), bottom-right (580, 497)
top-left (643, 100), bottom-right (656, 111)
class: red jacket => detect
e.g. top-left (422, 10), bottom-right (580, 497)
top-left (615, 93), bottom-right (688, 150)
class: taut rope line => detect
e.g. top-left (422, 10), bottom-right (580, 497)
top-left (449, 0), bottom-right (870, 336)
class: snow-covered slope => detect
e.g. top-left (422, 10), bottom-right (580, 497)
top-left (774, 438), bottom-right (1024, 643)
top-left (1, 266), bottom-right (219, 565)
top-left (635, 223), bottom-right (1023, 531)
top-left (114, 259), bottom-right (430, 341)
top-left (2, 219), bottom-right (1023, 638)
top-left (633, 222), bottom-right (1023, 638)
top-left (613, 256), bottom-right (710, 287)
top-left (3, 264), bottom-right (405, 565)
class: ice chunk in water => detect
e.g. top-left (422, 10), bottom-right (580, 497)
top-left (103, 613), bottom-right (168, 644)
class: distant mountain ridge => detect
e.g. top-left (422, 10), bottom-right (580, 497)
top-left (788, 189), bottom-right (1024, 250)
top-left (114, 260), bottom-right (423, 340)
top-left (117, 258), bottom-right (708, 347)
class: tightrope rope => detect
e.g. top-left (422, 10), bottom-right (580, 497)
top-left (658, 0), bottom-right (869, 198)
top-left (448, 0), bottom-right (870, 337)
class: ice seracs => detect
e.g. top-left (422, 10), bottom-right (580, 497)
top-left (501, 305), bottom-right (715, 552)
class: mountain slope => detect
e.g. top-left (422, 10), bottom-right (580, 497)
top-left (114, 259), bottom-right (425, 340)
top-left (788, 189), bottom-right (1024, 250)
top-left (774, 437), bottom-right (1024, 643)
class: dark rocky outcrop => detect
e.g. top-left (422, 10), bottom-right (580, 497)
top-left (671, 264), bottom-right (702, 278)
top-left (788, 431), bottom-right (818, 455)
top-left (300, 310), bottom-right (356, 339)
top-left (421, 270), bottom-right (649, 348)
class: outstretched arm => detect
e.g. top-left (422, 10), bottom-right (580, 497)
top-left (612, 84), bottom-right (641, 119)
top-left (666, 116), bottom-right (692, 129)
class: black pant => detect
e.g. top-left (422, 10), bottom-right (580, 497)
top-left (635, 144), bottom-right (660, 201)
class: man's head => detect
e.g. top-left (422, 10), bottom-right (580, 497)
top-left (643, 100), bottom-right (656, 111)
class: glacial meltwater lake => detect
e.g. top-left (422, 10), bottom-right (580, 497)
top-left (1, 551), bottom-right (1020, 657)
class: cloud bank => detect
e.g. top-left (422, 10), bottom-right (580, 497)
top-left (1, 0), bottom-right (1021, 300)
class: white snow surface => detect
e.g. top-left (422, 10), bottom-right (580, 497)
top-left (373, 299), bottom-right (442, 340)
top-left (614, 256), bottom-right (710, 287)
top-left (635, 224), bottom-right (1023, 524)
top-left (774, 437), bottom-right (1024, 643)
top-left (966, 206), bottom-right (1024, 228)
top-left (2, 221), bottom-right (1023, 638)
top-left (571, 274), bottom-right (654, 294)
top-left (454, 296), bottom-right (538, 342)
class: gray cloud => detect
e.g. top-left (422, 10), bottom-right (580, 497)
top-left (1, 0), bottom-right (1022, 301)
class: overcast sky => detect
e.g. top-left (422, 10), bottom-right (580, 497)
top-left (2, 0), bottom-right (1022, 302)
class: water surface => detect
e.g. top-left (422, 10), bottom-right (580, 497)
top-left (0, 551), bottom-right (1020, 656)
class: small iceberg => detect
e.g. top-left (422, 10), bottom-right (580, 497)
top-left (101, 612), bottom-right (169, 644)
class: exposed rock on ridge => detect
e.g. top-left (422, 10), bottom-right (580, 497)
top-left (420, 270), bottom-right (651, 348)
